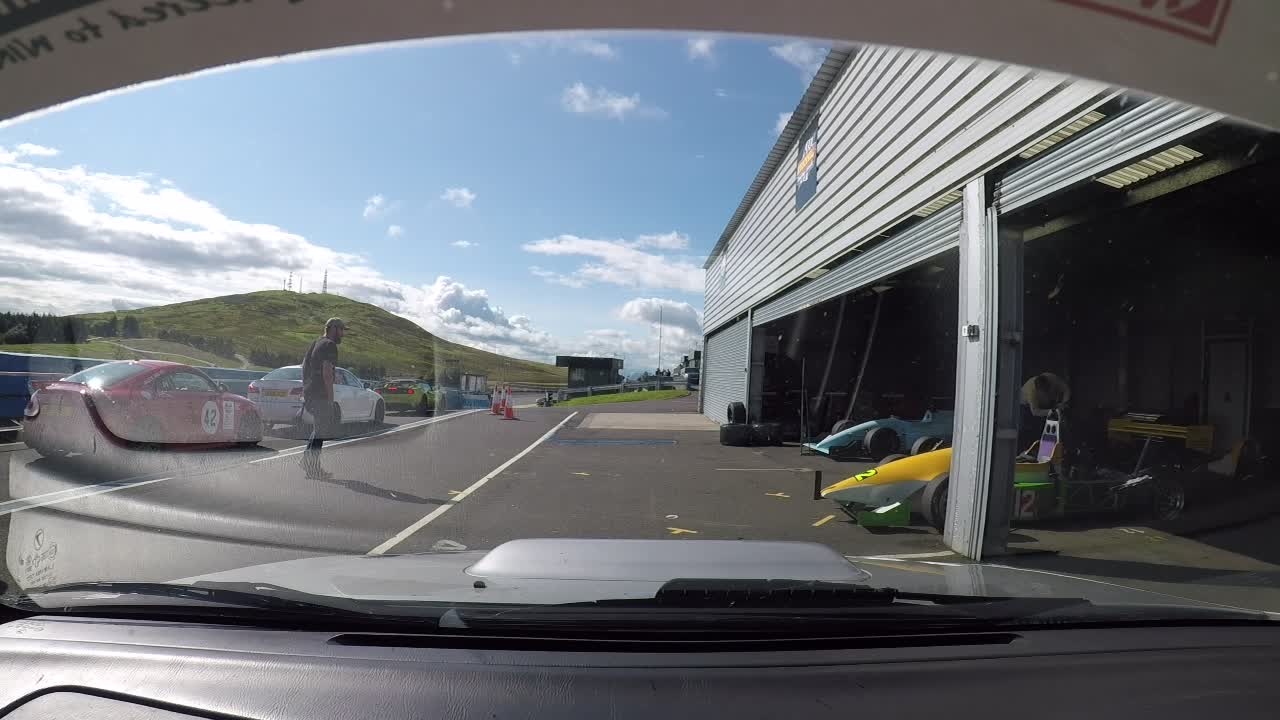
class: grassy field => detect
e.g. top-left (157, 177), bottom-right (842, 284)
top-left (557, 389), bottom-right (689, 407)
top-left (0, 338), bottom-right (268, 369)
top-left (73, 291), bottom-right (566, 384)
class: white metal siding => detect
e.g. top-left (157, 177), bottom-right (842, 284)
top-left (997, 98), bottom-right (1221, 213)
top-left (702, 319), bottom-right (749, 425)
top-left (704, 46), bottom-right (1110, 334)
top-left (753, 204), bottom-right (961, 326)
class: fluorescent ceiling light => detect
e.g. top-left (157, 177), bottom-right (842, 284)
top-left (913, 189), bottom-right (962, 217)
top-left (1019, 110), bottom-right (1106, 159)
top-left (804, 268), bottom-right (830, 279)
top-left (1095, 145), bottom-right (1203, 188)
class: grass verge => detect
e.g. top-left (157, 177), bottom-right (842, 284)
top-left (556, 389), bottom-right (689, 407)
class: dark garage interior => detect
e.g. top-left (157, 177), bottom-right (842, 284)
top-left (754, 253), bottom-right (959, 441)
top-left (1008, 121), bottom-right (1280, 501)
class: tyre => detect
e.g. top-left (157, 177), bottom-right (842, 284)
top-left (921, 472), bottom-right (950, 532)
top-left (911, 436), bottom-right (942, 455)
top-left (720, 423), bottom-right (751, 447)
top-left (877, 453), bottom-right (908, 467)
top-left (864, 426), bottom-right (899, 460)
top-left (749, 422), bottom-right (782, 446)
top-left (727, 401), bottom-right (747, 425)
top-left (1149, 475), bottom-right (1187, 521)
top-left (831, 419), bottom-right (853, 435)
top-left (236, 412), bottom-right (263, 446)
top-left (373, 400), bottom-right (385, 425)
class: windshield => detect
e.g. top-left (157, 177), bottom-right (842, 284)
top-left (62, 362), bottom-right (150, 388)
top-left (2, 23), bottom-right (1278, 630)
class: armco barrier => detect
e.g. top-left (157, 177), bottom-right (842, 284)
top-left (556, 380), bottom-right (675, 401)
top-left (0, 351), bottom-right (268, 420)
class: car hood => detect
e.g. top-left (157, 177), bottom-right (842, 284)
top-left (171, 538), bottom-right (1239, 612)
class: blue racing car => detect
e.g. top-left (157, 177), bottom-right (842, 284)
top-left (805, 410), bottom-right (954, 460)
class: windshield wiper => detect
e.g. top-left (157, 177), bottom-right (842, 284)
top-left (11, 580), bottom-right (440, 626)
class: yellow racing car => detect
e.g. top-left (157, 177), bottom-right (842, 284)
top-left (821, 413), bottom-right (1191, 532)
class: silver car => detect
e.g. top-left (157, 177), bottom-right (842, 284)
top-left (246, 365), bottom-right (385, 428)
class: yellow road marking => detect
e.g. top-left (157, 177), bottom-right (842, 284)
top-left (812, 514), bottom-right (836, 527)
top-left (856, 559), bottom-right (946, 576)
top-left (667, 527), bottom-right (698, 535)
top-left (765, 492), bottom-right (790, 498)
top-left (447, 490), bottom-right (462, 496)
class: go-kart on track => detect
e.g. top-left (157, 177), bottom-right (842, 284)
top-left (4, 392), bottom-right (1280, 614)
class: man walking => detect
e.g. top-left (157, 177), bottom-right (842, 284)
top-left (301, 317), bottom-right (345, 479)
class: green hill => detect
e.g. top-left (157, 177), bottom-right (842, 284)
top-left (69, 291), bottom-right (565, 385)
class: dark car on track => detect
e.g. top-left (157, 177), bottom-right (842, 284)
top-left (21, 360), bottom-right (264, 457)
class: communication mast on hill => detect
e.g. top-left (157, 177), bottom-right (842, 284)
top-left (322, 270), bottom-right (328, 294)
top-left (287, 272), bottom-right (293, 292)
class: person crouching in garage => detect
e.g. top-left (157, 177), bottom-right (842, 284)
top-left (300, 317), bottom-right (345, 480)
top-left (1019, 372), bottom-right (1071, 452)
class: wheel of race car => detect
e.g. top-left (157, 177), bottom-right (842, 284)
top-left (831, 419), bottom-right (853, 435)
top-left (373, 400), bottom-right (385, 425)
top-left (877, 453), bottom-right (908, 467)
top-left (720, 423), bottom-right (751, 447)
top-left (864, 426), bottom-right (899, 460)
top-left (1150, 476), bottom-right (1187, 521)
top-left (921, 472), bottom-right (950, 532)
top-left (911, 436), bottom-right (942, 455)
top-left (236, 412), bottom-right (263, 446)
top-left (727, 402), bottom-right (747, 425)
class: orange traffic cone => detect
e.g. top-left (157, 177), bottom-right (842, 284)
top-left (504, 401), bottom-right (517, 420)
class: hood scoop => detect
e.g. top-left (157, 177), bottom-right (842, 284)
top-left (467, 539), bottom-right (871, 584)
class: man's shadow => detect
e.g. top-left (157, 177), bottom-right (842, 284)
top-left (311, 473), bottom-right (446, 505)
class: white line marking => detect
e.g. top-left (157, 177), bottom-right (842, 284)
top-left (850, 550), bottom-right (957, 560)
top-left (0, 410), bottom-right (483, 517)
top-left (367, 411), bottom-right (578, 556)
top-left (0, 441), bottom-right (26, 451)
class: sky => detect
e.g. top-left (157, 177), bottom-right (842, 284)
top-left (0, 32), bottom-right (828, 370)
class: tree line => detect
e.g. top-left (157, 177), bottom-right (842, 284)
top-left (0, 312), bottom-right (144, 345)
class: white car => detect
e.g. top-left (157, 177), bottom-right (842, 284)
top-left (246, 365), bottom-right (385, 428)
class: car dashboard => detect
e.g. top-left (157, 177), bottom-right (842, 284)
top-left (0, 615), bottom-right (1277, 719)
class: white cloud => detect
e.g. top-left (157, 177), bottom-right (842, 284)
top-left (0, 143), bottom-right (60, 163)
top-left (687, 36), bottom-right (716, 62)
top-left (713, 87), bottom-right (728, 98)
top-left (618, 297), bottom-right (703, 336)
top-left (15, 143), bottom-right (58, 157)
top-left (507, 34), bottom-right (620, 63)
top-left (561, 83), bottom-right (665, 120)
top-left (523, 234), bottom-right (703, 293)
top-left (769, 41), bottom-right (826, 82)
top-left (408, 276), bottom-right (561, 360)
top-left (570, 38), bottom-right (619, 60)
top-left (451, 240), bottom-right (478, 249)
top-left (635, 231), bottom-right (689, 250)
top-left (440, 187), bottom-right (476, 209)
top-left (362, 194), bottom-right (388, 219)
top-left (529, 265), bottom-right (587, 289)
top-left (386, 224), bottom-right (404, 238)
top-left (774, 111), bottom-right (793, 136)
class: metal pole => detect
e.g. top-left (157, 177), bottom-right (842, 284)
top-left (844, 290), bottom-right (885, 423)
top-left (657, 306), bottom-right (663, 373)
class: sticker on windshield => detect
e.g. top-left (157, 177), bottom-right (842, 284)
top-left (201, 400), bottom-right (219, 435)
top-left (223, 400), bottom-right (234, 431)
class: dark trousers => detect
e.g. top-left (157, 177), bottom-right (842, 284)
top-left (302, 400), bottom-right (336, 474)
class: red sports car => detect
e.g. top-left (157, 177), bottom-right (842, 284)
top-left (21, 360), bottom-right (264, 458)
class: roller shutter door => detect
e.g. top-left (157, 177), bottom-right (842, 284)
top-left (998, 99), bottom-right (1221, 214)
top-left (753, 204), bottom-right (961, 327)
top-left (701, 319), bottom-right (750, 425)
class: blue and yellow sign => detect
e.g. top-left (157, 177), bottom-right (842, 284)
top-left (795, 113), bottom-right (819, 209)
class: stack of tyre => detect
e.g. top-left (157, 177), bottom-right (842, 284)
top-left (719, 402), bottom-right (782, 447)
